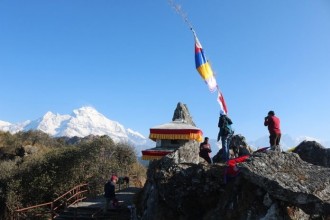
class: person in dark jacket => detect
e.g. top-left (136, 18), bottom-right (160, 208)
top-left (123, 176), bottom-right (130, 188)
top-left (217, 111), bottom-right (234, 161)
top-left (104, 175), bottom-right (118, 212)
top-left (199, 137), bottom-right (212, 164)
top-left (264, 110), bottom-right (281, 151)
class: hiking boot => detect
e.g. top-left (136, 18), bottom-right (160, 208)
top-left (275, 145), bottom-right (281, 152)
top-left (271, 145), bottom-right (281, 152)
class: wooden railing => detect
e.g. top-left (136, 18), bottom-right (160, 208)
top-left (13, 183), bottom-right (89, 220)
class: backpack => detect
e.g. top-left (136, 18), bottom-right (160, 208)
top-left (225, 123), bottom-right (234, 135)
top-left (218, 115), bottom-right (234, 136)
top-left (222, 119), bottom-right (234, 136)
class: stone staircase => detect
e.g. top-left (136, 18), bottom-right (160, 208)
top-left (54, 187), bottom-right (139, 220)
top-left (54, 206), bottom-right (132, 220)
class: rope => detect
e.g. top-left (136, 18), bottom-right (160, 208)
top-left (167, 0), bottom-right (196, 35)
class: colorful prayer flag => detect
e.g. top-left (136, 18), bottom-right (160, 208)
top-left (194, 36), bottom-right (217, 92)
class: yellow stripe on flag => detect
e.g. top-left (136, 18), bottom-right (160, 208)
top-left (197, 62), bottom-right (214, 80)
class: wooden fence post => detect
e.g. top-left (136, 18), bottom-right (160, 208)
top-left (51, 202), bottom-right (54, 220)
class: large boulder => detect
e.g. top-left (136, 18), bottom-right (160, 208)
top-left (213, 134), bottom-right (253, 163)
top-left (240, 151), bottom-right (330, 215)
top-left (293, 140), bottom-right (330, 167)
top-left (139, 159), bottom-right (227, 220)
top-left (173, 140), bottom-right (200, 164)
top-left (138, 148), bottom-right (330, 219)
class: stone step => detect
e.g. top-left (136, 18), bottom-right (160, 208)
top-left (55, 207), bottom-right (131, 220)
top-left (54, 187), bottom-right (140, 220)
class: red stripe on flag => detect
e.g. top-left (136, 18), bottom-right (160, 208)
top-left (195, 44), bottom-right (202, 53)
top-left (217, 91), bottom-right (228, 114)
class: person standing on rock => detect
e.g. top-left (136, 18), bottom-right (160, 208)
top-left (217, 111), bottom-right (234, 161)
top-left (199, 137), bottom-right (212, 164)
top-left (264, 110), bottom-right (281, 151)
top-left (104, 175), bottom-right (118, 212)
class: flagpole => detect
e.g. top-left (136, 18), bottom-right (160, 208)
top-left (168, 0), bottom-right (226, 111)
top-left (191, 28), bottom-right (197, 39)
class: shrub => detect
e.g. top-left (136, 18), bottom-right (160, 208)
top-left (0, 132), bottom-right (141, 218)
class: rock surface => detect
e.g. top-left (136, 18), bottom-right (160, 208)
top-left (137, 104), bottom-right (330, 219)
top-left (138, 148), bottom-right (330, 220)
top-left (172, 102), bottom-right (196, 126)
top-left (293, 140), bottom-right (330, 167)
top-left (240, 151), bottom-right (330, 216)
top-left (169, 140), bottom-right (200, 164)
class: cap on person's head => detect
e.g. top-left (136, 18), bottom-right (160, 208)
top-left (205, 137), bottom-right (209, 140)
top-left (268, 110), bottom-right (275, 116)
top-left (111, 175), bottom-right (118, 182)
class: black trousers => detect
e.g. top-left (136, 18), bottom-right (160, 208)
top-left (269, 133), bottom-right (281, 146)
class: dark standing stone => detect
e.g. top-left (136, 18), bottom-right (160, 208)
top-left (293, 140), bottom-right (330, 167)
top-left (172, 102), bottom-right (196, 126)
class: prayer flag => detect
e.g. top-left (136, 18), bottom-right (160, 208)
top-left (194, 36), bottom-right (217, 92)
top-left (217, 90), bottom-right (228, 115)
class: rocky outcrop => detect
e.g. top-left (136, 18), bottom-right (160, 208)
top-left (240, 151), bottom-right (330, 216)
top-left (213, 134), bottom-right (253, 163)
top-left (138, 147), bottom-right (330, 219)
top-left (139, 160), bottom-right (227, 220)
top-left (171, 140), bottom-right (200, 164)
top-left (172, 102), bottom-right (196, 126)
top-left (138, 104), bottom-right (329, 219)
top-left (293, 141), bottom-right (330, 167)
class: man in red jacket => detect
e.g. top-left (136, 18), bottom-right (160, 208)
top-left (264, 110), bottom-right (281, 151)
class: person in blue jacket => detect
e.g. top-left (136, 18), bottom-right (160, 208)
top-left (217, 111), bottom-right (234, 161)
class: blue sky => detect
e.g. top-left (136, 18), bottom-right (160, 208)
top-left (1, 0), bottom-right (330, 144)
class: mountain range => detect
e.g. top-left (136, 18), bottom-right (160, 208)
top-left (0, 106), bottom-right (328, 156)
top-left (0, 106), bottom-right (154, 154)
top-left (210, 134), bottom-right (329, 155)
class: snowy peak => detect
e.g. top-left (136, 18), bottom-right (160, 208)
top-left (58, 106), bottom-right (127, 142)
top-left (248, 134), bottom-right (329, 150)
top-left (72, 106), bottom-right (101, 117)
top-left (127, 128), bottom-right (146, 139)
top-left (0, 120), bottom-right (30, 133)
top-left (295, 136), bottom-right (320, 143)
top-left (24, 111), bottom-right (71, 136)
top-left (0, 120), bottom-right (11, 127)
top-left (0, 106), bottom-right (153, 154)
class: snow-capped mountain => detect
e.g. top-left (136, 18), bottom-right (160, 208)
top-left (248, 134), bottom-right (329, 150)
top-left (0, 120), bottom-right (31, 133)
top-left (207, 134), bottom-right (329, 157)
top-left (0, 106), bottom-right (154, 154)
top-left (1, 107), bottom-right (328, 155)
